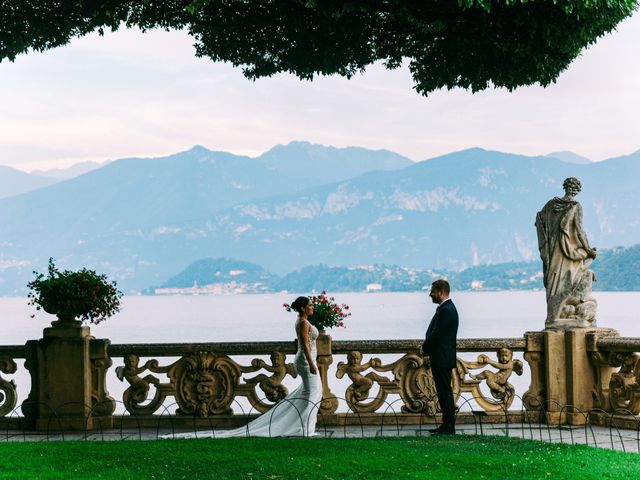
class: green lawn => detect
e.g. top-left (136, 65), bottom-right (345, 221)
top-left (0, 436), bottom-right (638, 479)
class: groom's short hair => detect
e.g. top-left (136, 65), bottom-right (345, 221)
top-left (431, 279), bottom-right (450, 294)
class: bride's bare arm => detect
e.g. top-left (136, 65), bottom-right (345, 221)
top-left (300, 320), bottom-right (318, 375)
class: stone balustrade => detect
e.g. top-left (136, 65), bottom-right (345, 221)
top-left (102, 337), bottom-right (528, 427)
top-left (0, 328), bottom-right (639, 431)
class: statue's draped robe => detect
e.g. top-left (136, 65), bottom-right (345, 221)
top-left (535, 197), bottom-right (591, 324)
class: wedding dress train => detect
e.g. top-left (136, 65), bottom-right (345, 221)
top-left (166, 321), bottom-right (322, 438)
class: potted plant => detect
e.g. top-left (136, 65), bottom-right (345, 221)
top-left (27, 258), bottom-right (123, 326)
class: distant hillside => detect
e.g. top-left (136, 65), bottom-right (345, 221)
top-left (159, 258), bottom-right (277, 289)
top-left (153, 244), bottom-right (640, 293)
top-left (1, 144), bottom-right (640, 294)
top-left (0, 165), bottom-right (59, 199)
top-left (591, 245), bottom-right (640, 291)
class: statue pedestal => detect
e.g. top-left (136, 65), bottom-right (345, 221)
top-left (526, 327), bottom-right (617, 425)
top-left (545, 318), bottom-right (594, 330)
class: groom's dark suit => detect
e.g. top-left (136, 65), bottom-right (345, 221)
top-left (422, 298), bottom-right (459, 432)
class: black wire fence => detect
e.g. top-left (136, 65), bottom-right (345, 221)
top-left (1, 394), bottom-right (639, 453)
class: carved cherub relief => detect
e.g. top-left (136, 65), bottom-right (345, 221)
top-left (469, 348), bottom-right (523, 399)
top-left (243, 351), bottom-right (296, 403)
top-left (336, 351), bottom-right (390, 402)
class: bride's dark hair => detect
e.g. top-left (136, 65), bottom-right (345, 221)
top-left (290, 296), bottom-right (310, 313)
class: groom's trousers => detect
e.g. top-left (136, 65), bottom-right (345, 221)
top-left (432, 366), bottom-right (455, 430)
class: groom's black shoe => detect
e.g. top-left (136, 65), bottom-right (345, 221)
top-left (430, 427), bottom-right (455, 436)
top-left (427, 426), bottom-right (443, 434)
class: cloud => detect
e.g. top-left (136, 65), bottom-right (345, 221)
top-left (1, 12), bottom-right (639, 170)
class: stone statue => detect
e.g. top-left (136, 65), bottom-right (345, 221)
top-left (535, 177), bottom-right (598, 329)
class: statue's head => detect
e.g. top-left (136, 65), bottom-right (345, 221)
top-left (498, 347), bottom-right (512, 363)
top-left (271, 351), bottom-right (285, 367)
top-left (562, 177), bottom-right (582, 197)
top-left (124, 354), bottom-right (139, 368)
top-left (347, 351), bottom-right (362, 365)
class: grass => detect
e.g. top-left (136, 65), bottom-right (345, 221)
top-left (0, 435), bottom-right (639, 479)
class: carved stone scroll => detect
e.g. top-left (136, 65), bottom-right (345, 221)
top-left (335, 351), bottom-right (463, 416)
top-left (170, 352), bottom-right (243, 417)
top-left (0, 358), bottom-right (17, 417)
top-left (395, 353), bottom-right (445, 415)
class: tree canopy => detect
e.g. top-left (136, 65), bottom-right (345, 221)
top-left (0, 1), bottom-right (637, 95)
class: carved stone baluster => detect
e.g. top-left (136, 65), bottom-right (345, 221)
top-left (0, 358), bottom-right (17, 417)
top-left (522, 332), bottom-right (545, 412)
top-left (608, 352), bottom-right (640, 414)
top-left (316, 331), bottom-right (338, 414)
top-left (90, 339), bottom-right (115, 420)
top-left (588, 351), bottom-right (615, 411)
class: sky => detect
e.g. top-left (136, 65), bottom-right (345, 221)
top-left (0, 10), bottom-right (639, 171)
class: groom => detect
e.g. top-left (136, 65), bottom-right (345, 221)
top-left (421, 279), bottom-right (459, 435)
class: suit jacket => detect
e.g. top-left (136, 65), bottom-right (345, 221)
top-left (422, 299), bottom-right (459, 369)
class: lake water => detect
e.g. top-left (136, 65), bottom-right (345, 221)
top-left (4, 291), bottom-right (640, 344)
top-left (2, 292), bottom-right (639, 414)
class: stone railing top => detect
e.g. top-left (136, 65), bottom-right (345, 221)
top-left (109, 341), bottom-right (298, 356)
top-left (107, 337), bottom-right (526, 357)
top-left (595, 336), bottom-right (640, 352)
top-left (332, 338), bottom-right (526, 353)
top-left (0, 345), bottom-right (26, 358)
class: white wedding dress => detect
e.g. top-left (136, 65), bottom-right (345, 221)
top-left (166, 319), bottom-right (322, 438)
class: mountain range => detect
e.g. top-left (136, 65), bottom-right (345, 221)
top-left (0, 141), bottom-right (638, 294)
top-left (0, 165), bottom-right (58, 200)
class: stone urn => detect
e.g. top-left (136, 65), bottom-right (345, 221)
top-left (50, 313), bottom-right (83, 328)
top-left (42, 305), bottom-right (83, 328)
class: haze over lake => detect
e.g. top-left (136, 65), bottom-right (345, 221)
top-left (4, 291), bottom-right (640, 345)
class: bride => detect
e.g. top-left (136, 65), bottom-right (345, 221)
top-left (166, 296), bottom-right (322, 438)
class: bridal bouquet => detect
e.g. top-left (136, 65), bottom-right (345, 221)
top-left (284, 291), bottom-right (350, 330)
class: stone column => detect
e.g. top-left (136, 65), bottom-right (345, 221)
top-left (24, 323), bottom-right (114, 431)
